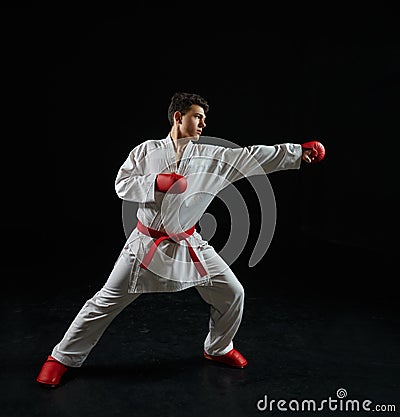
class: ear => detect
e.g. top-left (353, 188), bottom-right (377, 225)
top-left (173, 111), bottom-right (183, 124)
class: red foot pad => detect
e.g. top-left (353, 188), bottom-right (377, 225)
top-left (36, 355), bottom-right (68, 387)
top-left (203, 348), bottom-right (248, 368)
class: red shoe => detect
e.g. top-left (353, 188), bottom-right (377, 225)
top-left (36, 356), bottom-right (68, 387)
top-left (203, 348), bottom-right (248, 368)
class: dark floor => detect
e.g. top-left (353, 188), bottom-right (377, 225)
top-left (1, 239), bottom-right (399, 417)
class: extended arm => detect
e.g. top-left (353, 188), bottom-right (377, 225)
top-left (217, 140), bottom-right (325, 184)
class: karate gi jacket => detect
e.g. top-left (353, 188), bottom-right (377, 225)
top-left (115, 134), bottom-right (302, 293)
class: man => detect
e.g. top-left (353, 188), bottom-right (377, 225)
top-left (36, 92), bottom-right (325, 387)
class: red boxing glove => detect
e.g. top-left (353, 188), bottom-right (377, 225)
top-left (156, 173), bottom-right (188, 194)
top-left (301, 141), bottom-right (326, 163)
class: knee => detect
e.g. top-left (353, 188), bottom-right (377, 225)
top-left (86, 287), bottom-right (130, 311)
top-left (225, 281), bottom-right (245, 310)
top-left (234, 282), bottom-right (245, 304)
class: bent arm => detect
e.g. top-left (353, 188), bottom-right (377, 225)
top-left (115, 149), bottom-right (157, 203)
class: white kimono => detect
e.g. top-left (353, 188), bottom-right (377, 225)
top-left (115, 134), bottom-right (302, 293)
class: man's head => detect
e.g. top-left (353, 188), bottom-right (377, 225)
top-left (168, 92), bottom-right (209, 125)
top-left (168, 92), bottom-right (209, 140)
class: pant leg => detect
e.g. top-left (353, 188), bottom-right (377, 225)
top-left (51, 251), bottom-right (140, 367)
top-left (195, 248), bottom-right (245, 356)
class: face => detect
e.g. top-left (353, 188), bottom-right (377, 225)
top-left (176, 104), bottom-right (206, 140)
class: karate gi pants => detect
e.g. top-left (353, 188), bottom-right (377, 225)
top-left (51, 247), bottom-right (245, 367)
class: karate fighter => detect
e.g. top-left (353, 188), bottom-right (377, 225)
top-left (37, 92), bottom-right (325, 387)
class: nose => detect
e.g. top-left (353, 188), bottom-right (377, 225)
top-left (199, 119), bottom-right (206, 128)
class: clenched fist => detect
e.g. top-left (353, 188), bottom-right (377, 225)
top-left (156, 173), bottom-right (188, 194)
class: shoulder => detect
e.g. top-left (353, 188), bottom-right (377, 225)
top-left (192, 142), bottom-right (229, 154)
top-left (192, 140), bottom-right (243, 158)
top-left (130, 137), bottom-right (168, 154)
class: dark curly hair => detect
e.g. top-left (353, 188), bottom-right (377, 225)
top-left (167, 92), bottom-right (209, 126)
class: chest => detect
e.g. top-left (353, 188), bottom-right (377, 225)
top-left (175, 150), bottom-right (183, 167)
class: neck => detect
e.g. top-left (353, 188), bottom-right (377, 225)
top-left (169, 130), bottom-right (192, 152)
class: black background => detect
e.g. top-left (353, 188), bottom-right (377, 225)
top-left (0, 4), bottom-right (399, 417)
top-left (3, 5), bottom-right (399, 298)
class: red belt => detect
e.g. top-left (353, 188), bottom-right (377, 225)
top-left (136, 220), bottom-right (207, 277)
